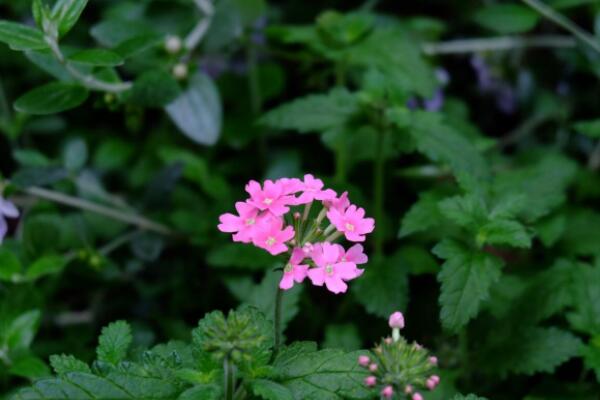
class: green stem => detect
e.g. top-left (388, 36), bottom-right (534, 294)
top-left (273, 287), bottom-right (283, 357)
top-left (521, 0), bottom-right (600, 55)
top-left (224, 357), bottom-right (235, 400)
top-left (422, 35), bottom-right (575, 55)
top-left (373, 128), bottom-right (385, 258)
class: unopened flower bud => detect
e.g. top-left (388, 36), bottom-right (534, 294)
top-left (413, 393), bottom-right (423, 400)
top-left (430, 375), bottom-right (440, 384)
top-left (384, 337), bottom-right (392, 344)
top-left (165, 35), bottom-right (182, 54)
top-left (368, 363), bottom-right (378, 372)
top-left (172, 63), bottom-right (188, 80)
top-left (405, 385), bottom-right (413, 394)
top-left (381, 386), bottom-right (393, 398)
top-left (428, 356), bottom-right (438, 365)
top-left (414, 342), bottom-right (423, 350)
top-left (388, 311), bottom-right (405, 329)
top-left (358, 355), bottom-right (370, 367)
top-left (364, 376), bottom-right (376, 387)
top-left (293, 212), bottom-right (301, 219)
top-left (426, 378), bottom-right (436, 390)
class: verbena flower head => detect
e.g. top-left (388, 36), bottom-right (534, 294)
top-left (359, 311), bottom-right (440, 399)
top-left (218, 175), bottom-right (375, 294)
top-left (0, 195), bottom-right (19, 244)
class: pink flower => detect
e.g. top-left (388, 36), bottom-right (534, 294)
top-left (279, 248), bottom-right (309, 290)
top-left (404, 385), bottom-right (413, 394)
top-left (428, 356), bottom-right (438, 365)
top-left (364, 376), bottom-right (376, 387)
top-left (388, 311), bottom-right (405, 329)
top-left (324, 191), bottom-right (350, 212)
top-left (358, 355), bottom-right (370, 367)
top-left (338, 243), bottom-right (368, 264)
top-left (218, 201), bottom-right (260, 243)
top-left (307, 242), bottom-right (360, 294)
top-left (368, 363), bottom-right (378, 372)
top-left (0, 196), bottom-right (19, 244)
top-left (413, 393), bottom-right (423, 400)
top-left (252, 217), bottom-right (295, 255)
top-left (327, 205), bottom-right (374, 242)
top-left (295, 174), bottom-right (336, 204)
top-left (381, 386), bottom-right (394, 398)
top-left (426, 376), bottom-right (440, 390)
top-left (246, 179), bottom-right (293, 216)
top-left (278, 177), bottom-right (304, 195)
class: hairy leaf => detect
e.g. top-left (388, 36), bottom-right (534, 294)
top-left (96, 321), bottom-right (132, 364)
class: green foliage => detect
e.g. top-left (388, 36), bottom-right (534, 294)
top-left (0, 21), bottom-right (47, 51)
top-left (96, 321), bottom-right (132, 365)
top-left (14, 83), bottom-right (89, 115)
top-left (473, 4), bottom-right (539, 34)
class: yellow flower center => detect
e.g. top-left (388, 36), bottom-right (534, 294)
top-left (284, 263), bottom-right (293, 273)
top-left (245, 218), bottom-right (255, 226)
top-left (266, 237), bottom-right (276, 246)
top-left (263, 198), bottom-right (273, 205)
top-left (325, 264), bottom-right (334, 275)
top-left (345, 223), bottom-right (355, 231)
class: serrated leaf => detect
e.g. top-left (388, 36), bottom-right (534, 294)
top-left (51, 0), bottom-right (89, 37)
top-left (399, 190), bottom-right (444, 237)
top-left (251, 379), bottom-right (294, 400)
top-left (69, 49), bottom-right (124, 66)
top-left (14, 82), bottom-right (89, 115)
top-left (261, 88), bottom-right (359, 133)
top-left (97, 321), bottom-right (132, 364)
top-left (0, 21), bottom-right (48, 51)
top-left (165, 72), bottom-right (222, 145)
top-left (568, 263), bottom-right (600, 335)
top-left (49, 354), bottom-right (91, 376)
top-left (26, 254), bottom-right (66, 280)
top-left (434, 240), bottom-right (503, 331)
top-left (477, 219), bottom-right (531, 248)
top-left (484, 327), bottom-right (581, 375)
top-left (271, 347), bottom-right (371, 400)
top-left (0, 248), bottom-right (22, 282)
top-left (439, 194), bottom-right (487, 229)
top-left (474, 4), bottom-right (539, 34)
top-left (353, 253), bottom-right (409, 318)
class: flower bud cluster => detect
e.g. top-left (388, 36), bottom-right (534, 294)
top-left (358, 311), bottom-right (440, 399)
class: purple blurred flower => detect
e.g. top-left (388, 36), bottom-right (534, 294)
top-left (470, 55), bottom-right (518, 114)
top-left (423, 89), bottom-right (445, 112)
top-left (0, 196), bottom-right (19, 244)
top-left (199, 56), bottom-right (229, 79)
top-left (406, 68), bottom-right (449, 112)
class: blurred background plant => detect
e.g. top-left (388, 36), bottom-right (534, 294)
top-left (1, 0), bottom-right (600, 399)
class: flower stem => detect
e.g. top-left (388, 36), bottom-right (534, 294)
top-left (273, 287), bottom-right (283, 358)
top-left (520, 0), bottom-right (600, 55)
top-left (223, 356), bottom-right (235, 400)
top-left (422, 35), bottom-right (575, 55)
top-left (373, 128), bottom-right (385, 258)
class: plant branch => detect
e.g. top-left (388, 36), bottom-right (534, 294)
top-left (224, 356), bottom-right (235, 400)
top-left (45, 37), bottom-right (132, 93)
top-left (184, 0), bottom-right (214, 51)
top-left (273, 287), bottom-right (283, 358)
top-left (422, 35), bottom-right (575, 55)
top-left (520, 0), bottom-right (600, 55)
top-left (22, 186), bottom-right (175, 236)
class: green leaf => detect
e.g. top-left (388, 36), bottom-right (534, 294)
top-left (2, 310), bottom-right (41, 350)
top-left (63, 137), bottom-right (88, 171)
top-left (323, 324), bottom-right (361, 351)
top-left (11, 166), bottom-right (68, 188)
top-left (439, 194), bottom-right (487, 229)
top-left (477, 219), bottom-right (531, 248)
top-left (271, 346), bottom-right (371, 400)
top-left (178, 384), bottom-right (222, 400)
top-left (474, 4), bottom-right (539, 34)
top-left (49, 354), bottom-right (91, 376)
top-left (561, 209), bottom-right (600, 256)
top-left (434, 240), bottom-right (503, 331)
top-left (261, 88), bottom-right (359, 133)
top-left (399, 190), bottom-right (444, 237)
top-left (0, 248), bottom-right (22, 282)
top-left (23, 214), bottom-right (64, 259)
top-left (9, 355), bottom-right (50, 379)
top-left (0, 21), bottom-right (48, 51)
top-left (11, 371), bottom-right (181, 399)
top-left (93, 138), bottom-right (135, 171)
top-left (114, 35), bottom-right (163, 58)
top-left (13, 149), bottom-right (52, 167)
top-left (405, 111), bottom-right (490, 192)
top-left (165, 72), bottom-right (222, 146)
top-left (14, 82), bottom-right (89, 115)
top-left (250, 379), bottom-right (294, 400)
top-left (207, 243), bottom-right (277, 270)
top-left (26, 255), bottom-right (66, 280)
top-left (581, 338), bottom-right (600, 382)
top-left (354, 253), bottom-right (409, 318)
top-left (535, 213), bottom-right (566, 247)
top-left (51, 0), bottom-right (89, 37)
top-left (68, 49), bottom-right (124, 66)
top-left (96, 321), bottom-right (132, 364)
top-left (568, 263), bottom-right (600, 335)
top-left (484, 327), bottom-right (581, 375)
top-left (451, 395), bottom-right (488, 400)
top-left (131, 70), bottom-right (181, 108)
top-left (574, 118), bottom-right (600, 138)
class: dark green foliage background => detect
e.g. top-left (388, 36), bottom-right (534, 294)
top-left (1, 0), bottom-right (600, 399)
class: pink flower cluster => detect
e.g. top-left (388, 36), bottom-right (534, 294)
top-left (218, 175), bottom-right (375, 294)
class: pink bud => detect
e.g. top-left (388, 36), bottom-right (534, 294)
top-left (413, 393), bottom-right (424, 400)
top-left (384, 337), bottom-right (393, 344)
top-left (388, 311), bottom-right (405, 329)
top-left (426, 378), bottom-right (436, 390)
top-left (414, 342), bottom-right (423, 350)
top-left (364, 376), bottom-right (376, 387)
top-left (293, 212), bottom-right (301, 219)
top-left (381, 386), bottom-right (394, 398)
top-left (369, 363), bottom-right (378, 372)
top-left (429, 356), bottom-right (438, 365)
top-left (431, 375), bottom-right (440, 384)
top-left (358, 355), bottom-right (370, 367)
top-left (404, 384), bottom-right (413, 394)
